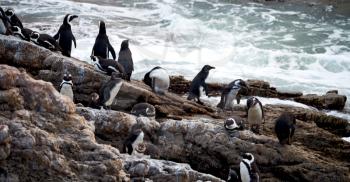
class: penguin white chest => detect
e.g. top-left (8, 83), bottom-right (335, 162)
top-left (131, 131), bottom-right (144, 155)
top-left (240, 161), bottom-right (251, 182)
top-left (225, 89), bottom-right (239, 108)
top-left (60, 84), bottom-right (74, 100)
top-left (105, 82), bottom-right (122, 106)
top-left (248, 105), bottom-right (263, 125)
top-left (150, 69), bottom-right (170, 93)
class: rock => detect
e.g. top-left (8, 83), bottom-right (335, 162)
top-left (0, 125), bottom-right (11, 160)
top-left (294, 91), bottom-right (347, 110)
top-left (0, 35), bottom-right (215, 118)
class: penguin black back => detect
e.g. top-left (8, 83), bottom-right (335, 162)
top-left (5, 8), bottom-right (23, 29)
top-left (30, 32), bottom-right (62, 51)
top-left (91, 21), bottom-right (116, 60)
top-left (118, 39), bottom-right (133, 81)
top-left (143, 66), bottom-right (162, 87)
top-left (53, 14), bottom-right (78, 57)
top-left (275, 112), bottom-right (296, 145)
top-left (187, 65), bottom-right (215, 104)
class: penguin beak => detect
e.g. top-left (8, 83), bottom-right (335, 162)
top-left (209, 66), bottom-right (215, 70)
top-left (69, 15), bottom-right (78, 22)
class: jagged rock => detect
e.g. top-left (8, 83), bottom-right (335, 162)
top-left (0, 125), bottom-right (11, 160)
top-left (124, 156), bottom-right (223, 182)
top-left (294, 91), bottom-right (347, 110)
top-left (0, 35), bottom-right (215, 118)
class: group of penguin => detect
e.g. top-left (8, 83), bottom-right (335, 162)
top-left (1, 7), bottom-right (298, 182)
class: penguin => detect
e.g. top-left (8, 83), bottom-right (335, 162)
top-left (53, 14), bottom-right (78, 57)
top-left (143, 66), bottom-right (170, 95)
top-left (11, 26), bottom-right (33, 41)
top-left (30, 31), bottom-right (61, 51)
top-left (59, 73), bottom-right (74, 101)
top-left (118, 40), bottom-right (133, 81)
top-left (187, 65), bottom-right (215, 105)
top-left (217, 79), bottom-right (248, 110)
top-left (240, 153), bottom-right (260, 182)
top-left (224, 116), bottom-right (244, 137)
top-left (0, 7), bottom-right (11, 35)
top-left (131, 103), bottom-right (156, 118)
top-left (123, 124), bottom-right (145, 155)
top-left (88, 92), bottom-right (101, 109)
top-left (90, 55), bottom-right (126, 77)
top-left (4, 8), bottom-right (23, 29)
top-left (275, 112), bottom-right (296, 145)
top-left (227, 168), bottom-right (240, 182)
top-left (99, 72), bottom-right (123, 109)
top-left (246, 97), bottom-right (264, 134)
top-left (91, 21), bottom-right (116, 60)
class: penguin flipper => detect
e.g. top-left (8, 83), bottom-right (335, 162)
top-left (53, 26), bottom-right (62, 40)
top-left (108, 42), bottom-right (116, 60)
top-left (72, 35), bottom-right (76, 48)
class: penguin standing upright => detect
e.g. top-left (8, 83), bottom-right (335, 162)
top-left (91, 21), bottom-right (116, 60)
top-left (30, 31), bottom-right (61, 51)
top-left (118, 40), bottom-right (133, 81)
top-left (90, 55), bottom-right (126, 77)
top-left (240, 153), bottom-right (260, 182)
top-left (123, 124), bottom-right (145, 155)
top-left (246, 97), bottom-right (264, 134)
top-left (0, 7), bottom-right (11, 35)
top-left (59, 73), bottom-right (74, 101)
top-left (4, 8), bottom-right (23, 29)
top-left (143, 66), bottom-right (170, 94)
top-left (99, 72), bottom-right (123, 109)
top-left (217, 79), bottom-right (248, 110)
top-left (275, 112), bottom-right (296, 145)
top-left (53, 14), bottom-right (78, 57)
top-left (187, 65), bottom-right (215, 105)
top-left (11, 26), bottom-right (33, 41)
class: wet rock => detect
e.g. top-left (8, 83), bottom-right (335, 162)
top-left (294, 91), bottom-right (347, 110)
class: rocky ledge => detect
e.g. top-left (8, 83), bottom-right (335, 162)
top-left (0, 35), bottom-right (349, 181)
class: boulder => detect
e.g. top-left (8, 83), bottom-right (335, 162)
top-left (0, 35), bottom-right (215, 118)
top-left (294, 91), bottom-right (347, 110)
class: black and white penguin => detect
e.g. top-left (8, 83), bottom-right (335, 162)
top-left (246, 97), bottom-right (264, 134)
top-left (123, 124), bottom-right (145, 155)
top-left (227, 168), bottom-right (240, 182)
top-left (99, 72), bottom-right (123, 109)
top-left (143, 66), bottom-right (170, 95)
top-left (224, 116), bottom-right (244, 138)
top-left (187, 65), bottom-right (215, 105)
top-left (90, 55), bottom-right (126, 77)
top-left (131, 103), bottom-right (156, 118)
top-left (0, 7), bottom-right (11, 35)
top-left (53, 14), bottom-right (78, 57)
top-left (118, 40), bottom-right (133, 81)
top-left (275, 112), bottom-right (296, 145)
top-left (30, 31), bottom-right (61, 51)
top-left (59, 73), bottom-right (74, 101)
top-left (4, 8), bottom-right (23, 29)
top-left (217, 79), bottom-right (248, 110)
top-left (88, 93), bottom-right (101, 109)
top-left (11, 26), bottom-right (33, 41)
top-left (91, 21), bottom-right (116, 60)
top-left (240, 153), bottom-right (260, 182)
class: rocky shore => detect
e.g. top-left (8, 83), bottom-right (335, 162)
top-left (0, 35), bottom-right (349, 181)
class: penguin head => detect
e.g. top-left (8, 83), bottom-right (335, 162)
top-left (201, 65), bottom-right (215, 73)
top-left (224, 118), bottom-right (239, 130)
top-left (98, 21), bottom-right (106, 35)
top-left (242, 153), bottom-right (255, 164)
top-left (247, 97), bottom-right (260, 108)
top-left (30, 32), bottom-right (40, 40)
top-left (11, 26), bottom-right (21, 33)
top-left (90, 55), bottom-right (98, 62)
top-left (120, 39), bottom-right (129, 51)
top-left (63, 73), bottom-right (73, 82)
top-left (5, 8), bottom-right (14, 17)
top-left (64, 14), bottom-right (78, 25)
